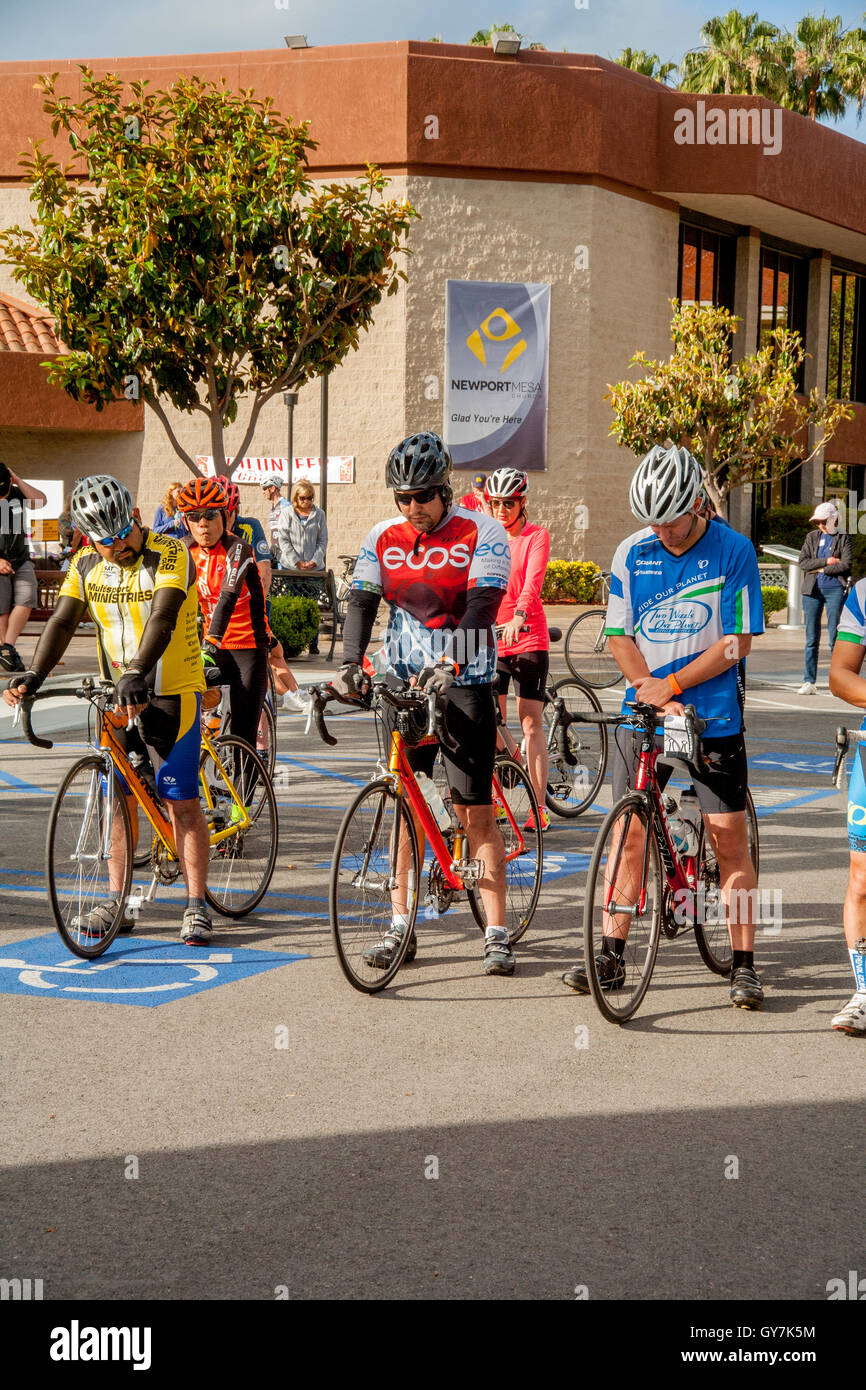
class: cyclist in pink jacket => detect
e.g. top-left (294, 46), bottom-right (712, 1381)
top-left (486, 468), bottom-right (551, 830)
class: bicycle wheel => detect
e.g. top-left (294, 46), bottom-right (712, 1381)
top-left (201, 736), bottom-right (278, 917)
top-left (693, 789), bottom-right (760, 976)
top-left (255, 697), bottom-right (277, 780)
top-left (467, 754), bottom-right (543, 944)
top-left (330, 778), bottom-right (420, 993)
top-left (46, 756), bottom-right (134, 959)
top-left (583, 792), bottom-right (662, 1023)
top-left (564, 610), bottom-right (622, 689)
top-left (543, 678), bottom-right (608, 818)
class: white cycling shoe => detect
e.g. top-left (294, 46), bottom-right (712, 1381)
top-left (831, 990), bottom-right (866, 1035)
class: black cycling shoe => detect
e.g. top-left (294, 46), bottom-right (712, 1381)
top-left (0, 643), bottom-right (25, 673)
top-left (729, 964), bottom-right (764, 1010)
top-left (362, 928), bottom-right (417, 970)
top-left (562, 951), bottom-right (626, 994)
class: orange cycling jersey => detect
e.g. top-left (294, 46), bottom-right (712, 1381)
top-left (189, 532), bottom-right (270, 650)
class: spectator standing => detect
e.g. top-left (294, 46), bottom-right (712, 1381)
top-left (260, 473), bottom-right (290, 559)
top-left (798, 501), bottom-right (852, 695)
top-left (277, 481), bottom-right (328, 657)
top-left (0, 460), bottom-right (46, 672)
top-left (152, 482), bottom-right (188, 540)
top-left (459, 473), bottom-right (489, 513)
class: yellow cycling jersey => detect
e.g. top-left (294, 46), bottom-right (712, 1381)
top-left (58, 531), bottom-right (205, 697)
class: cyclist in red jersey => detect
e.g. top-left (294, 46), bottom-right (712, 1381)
top-left (486, 468), bottom-right (552, 830)
top-left (176, 477), bottom-right (270, 755)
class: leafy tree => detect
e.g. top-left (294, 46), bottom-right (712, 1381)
top-left (0, 68), bottom-right (417, 476)
top-left (470, 22), bottom-right (522, 45)
top-left (606, 301), bottom-right (852, 515)
top-left (615, 48), bottom-right (678, 83)
top-left (679, 9), bottom-right (783, 98)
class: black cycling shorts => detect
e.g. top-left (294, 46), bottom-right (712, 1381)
top-left (383, 683), bottom-right (498, 806)
top-left (496, 650), bottom-right (549, 703)
top-left (116, 693), bottom-right (202, 802)
top-left (611, 727), bottom-right (749, 815)
top-left (212, 646), bottom-right (269, 750)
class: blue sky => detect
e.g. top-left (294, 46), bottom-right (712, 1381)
top-left (3, 0), bottom-right (866, 140)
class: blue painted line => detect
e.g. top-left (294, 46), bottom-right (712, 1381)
top-left (0, 768), bottom-right (48, 795)
top-left (273, 754), bottom-right (366, 786)
top-left (753, 788), bottom-right (837, 817)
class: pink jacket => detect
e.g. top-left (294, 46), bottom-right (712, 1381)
top-left (497, 522), bottom-right (550, 654)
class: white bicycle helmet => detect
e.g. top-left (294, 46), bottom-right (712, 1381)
top-left (485, 467), bottom-right (529, 501)
top-left (70, 475), bottom-right (134, 541)
top-left (629, 446), bottom-right (701, 526)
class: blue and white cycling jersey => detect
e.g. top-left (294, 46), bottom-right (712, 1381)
top-left (834, 579), bottom-right (866, 851)
top-left (605, 522), bottom-right (763, 736)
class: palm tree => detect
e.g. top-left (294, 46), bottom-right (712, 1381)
top-left (776, 15), bottom-right (866, 121)
top-left (679, 9), bottom-right (783, 98)
top-left (616, 48), bottom-right (678, 83)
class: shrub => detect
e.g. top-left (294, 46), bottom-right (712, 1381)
top-left (761, 585), bottom-right (788, 621)
top-left (269, 596), bottom-right (320, 656)
top-left (541, 560), bottom-right (602, 604)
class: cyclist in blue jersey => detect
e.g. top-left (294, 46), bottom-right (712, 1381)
top-left (828, 584), bottom-right (866, 1033)
top-left (562, 445), bottom-right (766, 1008)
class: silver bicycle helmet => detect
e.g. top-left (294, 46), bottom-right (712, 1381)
top-left (484, 467), bottom-right (529, 501)
top-left (385, 433), bottom-right (452, 491)
top-left (629, 445), bottom-right (701, 526)
top-left (70, 475), bottom-right (134, 541)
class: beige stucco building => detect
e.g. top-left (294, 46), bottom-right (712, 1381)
top-left (2, 41), bottom-right (866, 565)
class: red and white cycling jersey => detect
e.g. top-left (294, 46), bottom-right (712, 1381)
top-left (352, 506), bottom-right (510, 684)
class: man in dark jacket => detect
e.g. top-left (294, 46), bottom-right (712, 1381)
top-left (798, 501), bottom-right (853, 693)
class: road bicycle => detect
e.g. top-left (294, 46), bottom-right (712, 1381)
top-left (563, 571), bottom-right (623, 690)
top-left (18, 678), bottom-right (278, 960)
top-left (309, 677), bottom-right (543, 993)
top-left (333, 554), bottom-right (357, 629)
top-left (492, 623), bottom-right (608, 818)
top-left (560, 701), bottom-right (759, 1022)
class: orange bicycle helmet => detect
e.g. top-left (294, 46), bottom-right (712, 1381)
top-left (176, 476), bottom-right (229, 513)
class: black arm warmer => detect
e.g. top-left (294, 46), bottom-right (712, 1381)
top-left (207, 537), bottom-right (268, 647)
top-left (126, 585), bottom-right (187, 680)
top-left (30, 596), bottom-right (88, 682)
top-left (342, 588), bottom-right (380, 665)
top-left (441, 585), bottom-right (505, 670)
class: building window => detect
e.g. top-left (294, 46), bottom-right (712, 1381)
top-left (828, 269), bottom-right (866, 403)
top-left (758, 248), bottom-right (807, 389)
top-left (678, 224), bottom-right (735, 311)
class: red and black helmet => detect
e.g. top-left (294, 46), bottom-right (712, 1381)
top-left (176, 476), bottom-right (229, 514)
top-left (217, 476), bottom-right (240, 512)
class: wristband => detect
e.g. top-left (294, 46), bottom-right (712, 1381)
top-left (666, 671), bottom-right (683, 697)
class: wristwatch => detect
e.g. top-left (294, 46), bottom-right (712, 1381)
top-left (515, 609), bottom-right (527, 620)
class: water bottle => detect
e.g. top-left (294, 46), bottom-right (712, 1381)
top-left (415, 771), bottom-right (452, 833)
top-left (663, 795), bottom-right (693, 858)
top-left (677, 788), bottom-right (701, 858)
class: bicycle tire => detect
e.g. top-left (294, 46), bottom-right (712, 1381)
top-left (583, 792), bottom-right (662, 1023)
top-left (564, 610), bottom-right (622, 689)
top-left (46, 756), bottom-right (134, 959)
top-left (330, 778), bottom-right (420, 993)
top-left (543, 678), bottom-right (608, 818)
top-left (201, 736), bottom-right (278, 917)
top-left (467, 754), bottom-right (543, 944)
top-left (693, 789), bottom-right (760, 976)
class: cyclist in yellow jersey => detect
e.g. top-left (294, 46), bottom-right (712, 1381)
top-left (3, 475), bottom-right (214, 946)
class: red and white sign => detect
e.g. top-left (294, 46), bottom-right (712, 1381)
top-left (292, 456), bottom-right (355, 485)
top-left (195, 456), bottom-right (291, 484)
top-left (195, 456), bottom-right (354, 485)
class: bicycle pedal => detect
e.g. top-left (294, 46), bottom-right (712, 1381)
top-left (450, 857), bottom-right (484, 886)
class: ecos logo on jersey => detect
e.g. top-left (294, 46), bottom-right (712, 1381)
top-left (382, 542), bottom-right (471, 570)
top-left (643, 600), bottom-right (712, 642)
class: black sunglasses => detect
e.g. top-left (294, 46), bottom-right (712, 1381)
top-left (395, 486), bottom-right (440, 506)
top-left (185, 508), bottom-right (223, 523)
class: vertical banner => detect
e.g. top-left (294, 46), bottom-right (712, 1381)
top-left (444, 280), bottom-right (550, 473)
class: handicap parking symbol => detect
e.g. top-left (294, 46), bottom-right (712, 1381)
top-left (0, 935), bottom-right (308, 1008)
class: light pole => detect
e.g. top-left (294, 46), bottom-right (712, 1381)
top-left (319, 372), bottom-right (329, 518)
top-left (283, 391), bottom-right (298, 491)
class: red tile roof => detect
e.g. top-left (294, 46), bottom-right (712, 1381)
top-left (0, 292), bottom-right (62, 354)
